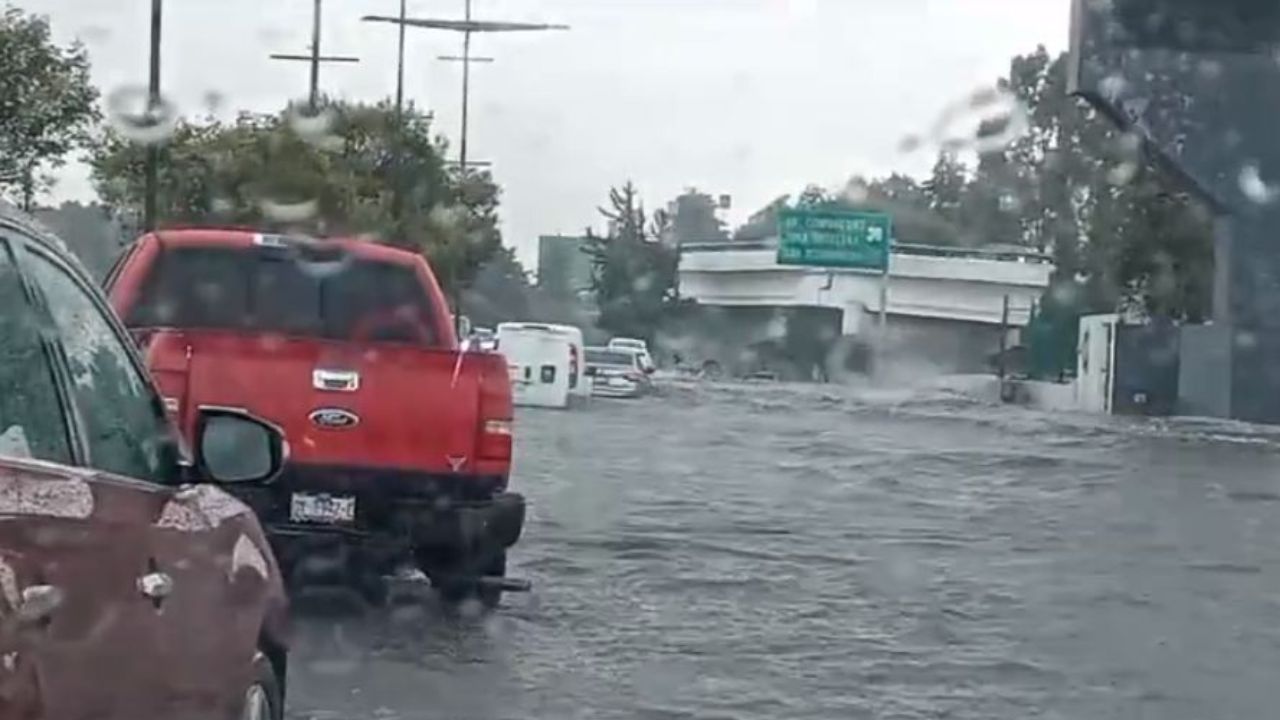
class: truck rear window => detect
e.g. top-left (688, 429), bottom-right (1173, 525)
top-left (126, 246), bottom-right (439, 345)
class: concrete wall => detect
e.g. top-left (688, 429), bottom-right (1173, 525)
top-left (659, 303), bottom-right (1006, 380)
top-left (679, 247), bottom-right (1050, 329)
top-left (1178, 324), bottom-right (1232, 418)
top-left (878, 315), bottom-right (1005, 376)
top-left (1227, 327), bottom-right (1280, 424)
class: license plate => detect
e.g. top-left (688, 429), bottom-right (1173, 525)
top-left (290, 493), bottom-right (356, 524)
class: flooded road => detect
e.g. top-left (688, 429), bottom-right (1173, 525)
top-left (288, 380), bottom-right (1280, 720)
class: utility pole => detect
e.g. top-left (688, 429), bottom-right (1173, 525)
top-left (392, 0), bottom-right (408, 223)
top-left (143, 0), bottom-right (162, 231)
top-left (437, 0), bottom-right (496, 173)
top-left (309, 0), bottom-right (322, 107)
top-left (361, 3), bottom-right (569, 165)
top-left (270, 0), bottom-right (359, 111)
top-left (360, 2), bottom-right (568, 335)
top-left (394, 0), bottom-right (407, 115)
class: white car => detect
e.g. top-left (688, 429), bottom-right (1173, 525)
top-left (607, 338), bottom-right (655, 373)
top-left (586, 347), bottom-right (652, 398)
top-left (608, 337), bottom-right (648, 354)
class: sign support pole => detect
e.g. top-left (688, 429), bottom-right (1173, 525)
top-left (878, 263), bottom-right (889, 334)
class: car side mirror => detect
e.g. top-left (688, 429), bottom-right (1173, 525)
top-left (644, 366), bottom-right (656, 375)
top-left (193, 408), bottom-right (287, 484)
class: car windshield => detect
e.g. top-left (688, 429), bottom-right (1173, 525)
top-left (10, 1), bottom-right (1280, 718)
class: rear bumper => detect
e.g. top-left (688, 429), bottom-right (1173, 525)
top-left (264, 491), bottom-right (525, 582)
top-left (266, 491), bottom-right (525, 548)
top-left (227, 464), bottom-right (523, 578)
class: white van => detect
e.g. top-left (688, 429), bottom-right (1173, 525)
top-left (546, 324), bottom-right (590, 406)
top-left (496, 323), bottom-right (579, 409)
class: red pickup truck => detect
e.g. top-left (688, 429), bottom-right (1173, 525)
top-left (106, 229), bottom-right (524, 606)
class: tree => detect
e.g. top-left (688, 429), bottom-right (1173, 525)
top-left (666, 188), bottom-right (727, 245)
top-left (583, 181), bottom-right (681, 342)
top-left (988, 47), bottom-right (1213, 320)
top-left (923, 151), bottom-right (969, 229)
top-left (87, 99), bottom-right (502, 294)
top-left (0, 7), bottom-right (100, 209)
top-left (462, 245), bottom-right (533, 328)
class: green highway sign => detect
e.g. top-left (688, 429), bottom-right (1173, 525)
top-left (776, 208), bottom-right (892, 270)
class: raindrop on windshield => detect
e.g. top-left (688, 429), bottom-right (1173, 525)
top-left (765, 312), bottom-right (787, 340)
top-left (921, 85), bottom-right (1029, 156)
top-left (194, 280), bottom-right (224, 306)
top-left (457, 597), bottom-right (486, 620)
top-left (105, 85), bottom-right (178, 145)
top-left (296, 251), bottom-right (353, 280)
top-left (842, 179), bottom-right (870, 204)
top-left (1108, 161), bottom-right (1139, 186)
top-left (203, 90), bottom-right (224, 114)
top-left (632, 274), bottom-right (655, 293)
top-left (1099, 73), bottom-right (1128, 99)
top-left (1238, 163), bottom-right (1278, 204)
top-left (286, 102), bottom-right (338, 143)
top-left (257, 334), bottom-right (286, 354)
top-left (77, 24), bottom-right (110, 44)
top-left (1196, 58), bottom-right (1224, 81)
top-left (259, 197), bottom-right (319, 223)
top-left (1050, 281), bottom-right (1082, 308)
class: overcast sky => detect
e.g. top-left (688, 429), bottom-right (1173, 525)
top-left (25, 0), bottom-right (1069, 267)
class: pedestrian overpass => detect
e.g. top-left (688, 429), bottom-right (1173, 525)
top-left (671, 240), bottom-right (1054, 378)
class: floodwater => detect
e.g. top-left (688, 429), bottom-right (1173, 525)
top-left (288, 378), bottom-right (1280, 720)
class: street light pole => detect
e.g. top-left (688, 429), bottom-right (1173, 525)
top-left (143, 0), bottom-right (162, 232)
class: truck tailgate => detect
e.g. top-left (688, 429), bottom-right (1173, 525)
top-left (160, 332), bottom-right (485, 475)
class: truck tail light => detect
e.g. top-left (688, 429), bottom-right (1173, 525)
top-left (479, 419), bottom-right (513, 460)
top-left (476, 353), bottom-right (515, 462)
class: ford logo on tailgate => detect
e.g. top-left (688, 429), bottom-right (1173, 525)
top-left (309, 408), bottom-right (360, 429)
